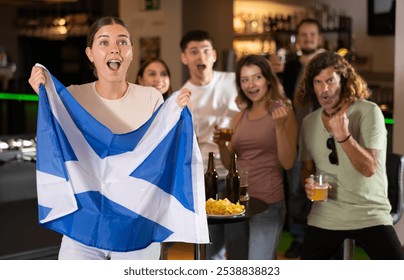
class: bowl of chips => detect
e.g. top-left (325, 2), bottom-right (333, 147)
top-left (205, 198), bottom-right (245, 217)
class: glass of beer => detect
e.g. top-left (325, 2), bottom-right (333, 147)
top-left (310, 174), bottom-right (329, 202)
top-left (239, 170), bottom-right (249, 201)
top-left (216, 116), bottom-right (233, 142)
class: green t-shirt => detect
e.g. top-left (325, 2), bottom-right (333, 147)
top-left (299, 100), bottom-right (392, 230)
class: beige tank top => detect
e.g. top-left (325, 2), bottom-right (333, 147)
top-left (67, 82), bottom-right (163, 134)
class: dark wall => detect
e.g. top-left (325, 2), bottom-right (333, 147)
top-left (0, 0), bottom-right (119, 94)
top-left (0, 5), bottom-right (19, 91)
top-left (0, 0), bottom-right (119, 136)
top-left (18, 36), bottom-right (94, 94)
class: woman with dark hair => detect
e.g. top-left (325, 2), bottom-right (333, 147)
top-left (298, 51), bottom-right (404, 259)
top-left (28, 16), bottom-right (193, 260)
top-left (136, 58), bottom-right (173, 100)
top-left (213, 54), bottom-right (297, 259)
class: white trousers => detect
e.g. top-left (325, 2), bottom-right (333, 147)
top-left (58, 235), bottom-right (161, 260)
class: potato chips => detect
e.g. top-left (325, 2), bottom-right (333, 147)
top-left (205, 198), bottom-right (245, 215)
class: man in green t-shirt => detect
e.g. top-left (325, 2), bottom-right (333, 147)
top-left (296, 51), bottom-right (403, 260)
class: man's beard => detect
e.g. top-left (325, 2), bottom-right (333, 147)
top-left (301, 48), bottom-right (317, 55)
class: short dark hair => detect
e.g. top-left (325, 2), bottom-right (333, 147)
top-left (296, 18), bottom-right (322, 34)
top-left (179, 30), bottom-right (214, 52)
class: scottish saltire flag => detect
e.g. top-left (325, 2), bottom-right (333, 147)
top-left (35, 64), bottom-right (209, 252)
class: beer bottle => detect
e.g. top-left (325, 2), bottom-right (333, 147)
top-left (225, 153), bottom-right (240, 203)
top-left (205, 152), bottom-right (218, 200)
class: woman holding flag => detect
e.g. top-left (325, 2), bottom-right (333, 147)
top-left (28, 16), bottom-right (208, 260)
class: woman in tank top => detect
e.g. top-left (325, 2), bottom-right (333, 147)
top-left (213, 54), bottom-right (297, 259)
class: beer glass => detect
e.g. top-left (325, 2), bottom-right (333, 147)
top-left (310, 174), bottom-right (329, 202)
top-left (239, 170), bottom-right (249, 201)
top-left (216, 116), bottom-right (233, 142)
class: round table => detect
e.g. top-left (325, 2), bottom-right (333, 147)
top-left (194, 197), bottom-right (269, 260)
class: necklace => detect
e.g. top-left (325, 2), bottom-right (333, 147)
top-left (322, 105), bottom-right (342, 118)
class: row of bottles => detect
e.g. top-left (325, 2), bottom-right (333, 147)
top-left (234, 12), bottom-right (301, 34)
top-left (310, 3), bottom-right (341, 32)
top-left (205, 152), bottom-right (240, 203)
top-left (233, 12), bottom-right (352, 61)
top-left (234, 3), bottom-right (350, 36)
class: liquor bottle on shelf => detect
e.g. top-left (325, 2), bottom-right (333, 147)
top-left (225, 153), bottom-right (240, 203)
top-left (205, 152), bottom-right (218, 200)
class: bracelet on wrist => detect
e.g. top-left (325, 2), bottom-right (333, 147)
top-left (337, 134), bottom-right (351, 143)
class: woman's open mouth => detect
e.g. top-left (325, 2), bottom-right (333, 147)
top-left (107, 59), bottom-right (121, 70)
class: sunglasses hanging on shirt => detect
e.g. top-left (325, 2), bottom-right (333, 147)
top-left (327, 136), bottom-right (339, 165)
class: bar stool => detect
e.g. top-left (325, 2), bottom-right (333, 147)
top-left (343, 152), bottom-right (404, 259)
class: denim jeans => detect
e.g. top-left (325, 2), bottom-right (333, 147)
top-left (248, 200), bottom-right (286, 260)
top-left (285, 160), bottom-right (309, 243)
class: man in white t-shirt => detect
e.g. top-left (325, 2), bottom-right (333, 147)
top-left (180, 30), bottom-right (246, 259)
